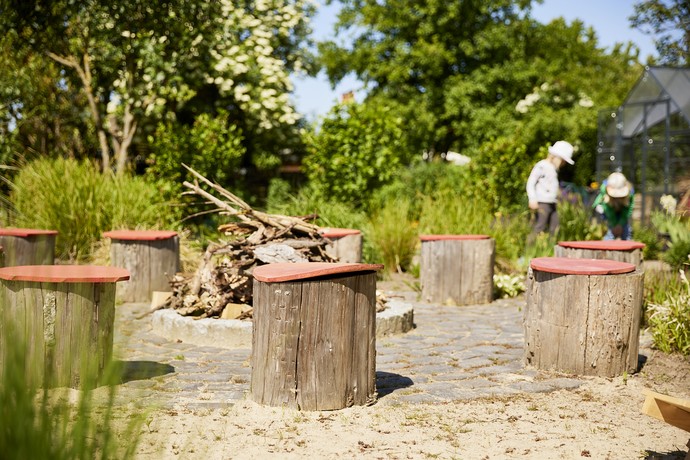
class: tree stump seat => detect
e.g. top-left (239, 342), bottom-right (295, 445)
top-left (0, 265), bottom-right (130, 388)
top-left (318, 227), bottom-right (363, 263)
top-left (419, 234), bottom-right (495, 306)
top-left (251, 262), bottom-right (383, 411)
top-left (0, 228), bottom-right (58, 267)
top-left (524, 257), bottom-right (643, 377)
top-left (103, 230), bottom-right (180, 303)
top-left (555, 240), bottom-right (645, 267)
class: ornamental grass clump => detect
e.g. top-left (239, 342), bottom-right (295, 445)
top-left (645, 262), bottom-right (690, 355)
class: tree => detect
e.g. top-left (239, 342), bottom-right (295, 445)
top-left (630, 0), bottom-right (690, 65)
top-left (1, 0), bottom-right (316, 176)
top-left (317, 0), bottom-right (642, 210)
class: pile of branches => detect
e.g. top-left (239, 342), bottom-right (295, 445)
top-left (162, 165), bottom-right (336, 319)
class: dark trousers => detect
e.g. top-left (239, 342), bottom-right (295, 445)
top-left (532, 202), bottom-right (558, 235)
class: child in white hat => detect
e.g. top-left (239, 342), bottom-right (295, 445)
top-left (526, 141), bottom-right (575, 235)
top-left (592, 172), bottom-right (635, 240)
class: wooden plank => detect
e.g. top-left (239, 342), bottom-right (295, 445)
top-left (642, 390), bottom-right (690, 433)
top-left (24, 281), bottom-right (45, 387)
top-left (97, 283), bottom-right (117, 381)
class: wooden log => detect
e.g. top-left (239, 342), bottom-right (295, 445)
top-left (251, 262), bottom-right (383, 411)
top-left (0, 265), bottom-right (129, 388)
top-left (555, 240), bottom-right (645, 267)
top-left (524, 257), bottom-right (643, 377)
top-left (318, 228), bottom-right (363, 263)
top-left (104, 230), bottom-right (180, 303)
top-left (420, 235), bottom-right (495, 305)
top-left (0, 228), bottom-right (57, 267)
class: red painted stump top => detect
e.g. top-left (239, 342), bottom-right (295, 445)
top-left (103, 230), bottom-right (178, 241)
top-left (0, 265), bottom-right (130, 283)
top-left (420, 234), bottom-right (490, 241)
top-left (253, 262), bottom-right (384, 283)
top-left (558, 240), bottom-right (645, 251)
top-left (318, 227), bottom-right (362, 238)
top-left (530, 257), bottom-right (636, 275)
top-left (0, 228), bottom-right (58, 237)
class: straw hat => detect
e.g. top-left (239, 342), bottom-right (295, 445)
top-left (606, 172), bottom-right (630, 198)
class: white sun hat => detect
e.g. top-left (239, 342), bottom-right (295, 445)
top-left (606, 172), bottom-right (630, 198)
top-left (548, 141), bottom-right (574, 165)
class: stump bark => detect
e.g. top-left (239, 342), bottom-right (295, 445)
top-left (555, 240), bottom-right (645, 267)
top-left (0, 265), bottom-right (129, 388)
top-left (251, 262), bottom-right (382, 411)
top-left (420, 235), bottom-right (495, 305)
top-left (104, 230), bottom-right (179, 303)
top-left (319, 228), bottom-right (363, 263)
top-left (0, 228), bottom-right (57, 267)
top-left (524, 257), bottom-right (643, 377)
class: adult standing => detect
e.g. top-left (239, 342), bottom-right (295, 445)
top-left (526, 140), bottom-right (575, 235)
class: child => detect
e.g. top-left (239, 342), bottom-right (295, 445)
top-left (526, 141), bottom-right (575, 235)
top-left (592, 172), bottom-right (634, 240)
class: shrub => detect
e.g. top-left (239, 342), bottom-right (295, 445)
top-left (556, 197), bottom-right (605, 241)
top-left (303, 102), bottom-right (407, 207)
top-left (651, 205), bottom-right (690, 270)
top-left (8, 157), bottom-right (180, 261)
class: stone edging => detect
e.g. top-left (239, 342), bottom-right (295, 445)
top-left (151, 300), bottom-right (414, 349)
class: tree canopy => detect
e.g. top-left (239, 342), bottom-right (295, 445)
top-left (0, 0), bottom-right (316, 179)
top-left (316, 0), bottom-right (644, 210)
top-left (631, 0), bottom-right (690, 66)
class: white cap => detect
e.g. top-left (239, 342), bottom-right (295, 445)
top-left (606, 172), bottom-right (630, 198)
top-left (548, 141), bottom-right (574, 165)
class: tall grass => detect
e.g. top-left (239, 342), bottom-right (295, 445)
top-left (6, 157), bottom-right (181, 261)
top-left (0, 326), bottom-right (144, 459)
top-left (645, 267), bottom-right (690, 355)
top-left (368, 198), bottom-right (418, 273)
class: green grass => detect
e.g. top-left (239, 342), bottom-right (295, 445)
top-left (645, 269), bottom-right (690, 355)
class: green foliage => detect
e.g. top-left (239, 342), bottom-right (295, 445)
top-left (367, 198), bottom-right (419, 272)
top-left (493, 273), bottom-right (526, 299)
top-left (632, 222), bottom-right (664, 260)
top-left (630, 0), bottom-right (690, 65)
top-left (651, 209), bottom-right (690, 269)
top-left (8, 157), bottom-right (180, 261)
top-left (556, 197), bottom-right (605, 241)
top-left (646, 269), bottom-right (690, 355)
top-left (303, 102), bottom-right (408, 207)
top-left (0, 327), bottom-right (144, 460)
top-left (146, 111), bottom-right (245, 194)
top-left (370, 160), bottom-right (469, 218)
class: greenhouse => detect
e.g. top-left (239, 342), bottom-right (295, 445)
top-left (597, 66), bottom-right (690, 220)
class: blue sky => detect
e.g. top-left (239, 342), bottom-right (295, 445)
top-left (292, 0), bottom-right (658, 121)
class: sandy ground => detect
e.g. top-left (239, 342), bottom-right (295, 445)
top-left (125, 277), bottom-right (690, 460)
top-left (129, 363), bottom-right (690, 460)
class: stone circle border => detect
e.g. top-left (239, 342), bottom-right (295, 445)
top-left (151, 299), bottom-right (414, 349)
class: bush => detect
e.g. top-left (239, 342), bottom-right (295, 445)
top-left (8, 157), bottom-right (180, 261)
top-left (303, 102), bottom-right (408, 207)
top-left (556, 197), bottom-right (605, 241)
top-left (651, 206), bottom-right (690, 270)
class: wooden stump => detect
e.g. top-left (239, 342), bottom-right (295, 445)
top-left (524, 257), bottom-right (644, 377)
top-left (103, 230), bottom-right (179, 303)
top-left (251, 262), bottom-right (383, 411)
top-left (420, 234), bottom-right (495, 305)
top-left (555, 240), bottom-right (645, 267)
top-left (0, 265), bottom-right (129, 388)
top-left (318, 228), bottom-right (363, 263)
top-left (0, 228), bottom-right (57, 267)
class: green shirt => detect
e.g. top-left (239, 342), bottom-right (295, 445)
top-left (592, 185), bottom-right (634, 227)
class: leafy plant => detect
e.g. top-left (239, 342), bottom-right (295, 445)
top-left (556, 197), bottom-right (605, 241)
top-left (651, 205), bottom-right (690, 270)
top-left (632, 222), bottom-right (664, 261)
top-left (493, 273), bottom-right (526, 299)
